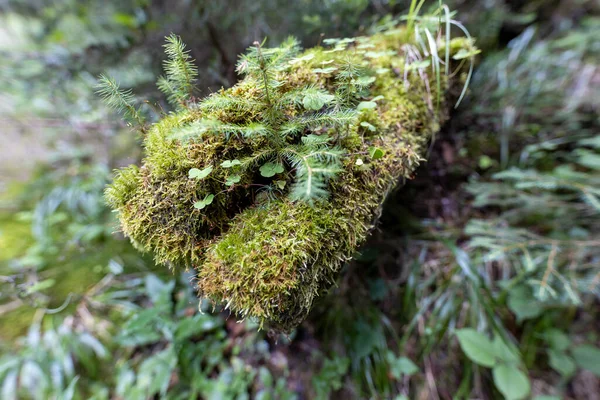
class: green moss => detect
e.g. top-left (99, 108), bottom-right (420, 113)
top-left (106, 24), bottom-right (474, 330)
top-left (0, 214), bottom-right (31, 269)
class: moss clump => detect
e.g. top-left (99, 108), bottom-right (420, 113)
top-left (106, 23), bottom-right (475, 331)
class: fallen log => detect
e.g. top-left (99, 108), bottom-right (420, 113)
top-left (105, 17), bottom-right (477, 332)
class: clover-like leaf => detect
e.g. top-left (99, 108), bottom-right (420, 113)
top-left (303, 91), bottom-right (335, 111)
top-left (313, 67), bottom-right (338, 74)
top-left (225, 175), bottom-right (241, 186)
top-left (289, 53), bottom-right (315, 65)
top-left (221, 159), bottom-right (241, 168)
top-left (356, 76), bottom-right (376, 86)
top-left (369, 146), bottom-right (384, 160)
top-left (387, 352), bottom-right (419, 379)
top-left (275, 180), bottom-right (287, 190)
top-left (193, 194), bottom-right (215, 209)
top-left (357, 101), bottom-right (377, 111)
top-left (189, 166), bottom-right (213, 180)
top-left (260, 162), bottom-right (284, 178)
top-left (360, 121), bottom-right (376, 132)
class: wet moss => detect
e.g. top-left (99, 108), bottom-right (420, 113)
top-left (106, 25), bottom-right (474, 331)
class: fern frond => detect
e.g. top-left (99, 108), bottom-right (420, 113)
top-left (300, 109), bottom-right (358, 130)
top-left (301, 134), bottom-right (332, 147)
top-left (239, 149), bottom-right (280, 171)
top-left (156, 75), bottom-right (180, 107)
top-left (236, 37), bottom-right (300, 76)
top-left (158, 34), bottom-right (198, 107)
top-left (236, 37), bottom-right (300, 107)
top-left (280, 109), bottom-right (357, 137)
top-left (283, 146), bottom-right (344, 203)
top-left (335, 58), bottom-right (374, 104)
top-left (170, 118), bottom-right (270, 142)
top-left (199, 93), bottom-right (263, 114)
top-left (95, 74), bottom-right (146, 132)
top-left (278, 85), bottom-right (334, 109)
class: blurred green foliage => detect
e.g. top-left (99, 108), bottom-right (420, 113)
top-left (0, 0), bottom-right (599, 399)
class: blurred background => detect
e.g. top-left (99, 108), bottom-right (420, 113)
top-left (0, 0), bottom-right (598, 399)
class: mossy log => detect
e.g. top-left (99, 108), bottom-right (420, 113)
top-left (106, 24), bottom-right (474, 332)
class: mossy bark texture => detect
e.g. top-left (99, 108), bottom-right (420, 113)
top-left (106, 26), bottom-right (471, 331)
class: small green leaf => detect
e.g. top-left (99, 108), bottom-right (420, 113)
top-left (547, 349), bottom-right (576, 377)
top-left (455, 329), bottom-right (497, 367)
top-left (356, 76), bottom-right (376, 86)
top-left (387, 352), bottom-right (419, 379)
top-left (303, 91), bottom-right (335, 111)
top-left (357, 101), bottom-right (377, 111)
top-left (533, 396), bottom-right (561, 400)
top-left (371, 95), bottom-right (384, 102)
top-left (453, 48), bottom-right (482, 60)
top-left (225, 175), bottom-right (241, 186)
top-left (492, 365), bottom-right (531, 400)
top-left (289, 53), bottom-right (315, 64)
top-left (313, 67), bottom-right (337, 74)
top-left (221, 159), bottom-right (241, 168)
top-left (478, 155), bottom-right (494, 169)
top-left (369, 147), bottom-right (384, 160)
top-left (189, 166), bottom-right (213, 180)
top-left (275, 180), bottom-right (287, 190)
top-left (174, 314), bottom-right (220, 341)
top-left (260, 162), bottom-right (284, 178)
top-left (360, 121), bottom-right (376, 132)
top-left (355, 158), bottom-right (364, 166)
top-left (492, 336), bottom-right (520, 363)
top-left (543, 329), bottom-right (571, 351)
top-left (193, 194), bottom-right (215, 210)
top-left (406, 59), bottom-right (431, 70)
top-left (357, 43), bottom-right (375, 49)
top-left (507, 285), bottom-right (544, 322)
top-left (572, 345), bottom-right (600, 376)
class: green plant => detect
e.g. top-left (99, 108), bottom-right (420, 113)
top-left (456, 328), bottom-right (530, 400)
top-left (0, 269), bottom-right (302, 399)
top-left (312, 356), bottom-right (350, 399)
top-left (541, 329), bottom-right (600, 378)
top-left (464, 19), bottom-right (600, 311)
top-left (101, 8), bottom-right (477, 331)
top-left (0, 320), bottom-right (107, 400)
top-left (173, 36), bottom-right (358, 203)
top-left (157, 34), bottom-right (199, 109)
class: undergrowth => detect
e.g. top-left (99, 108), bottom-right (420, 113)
top-left (306, 15), bottom-right (600, 399)
top-left (1, 2), bottom-right (598, 399)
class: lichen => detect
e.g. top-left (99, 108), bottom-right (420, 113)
top-left (106, 24), bottom-right (475, 331)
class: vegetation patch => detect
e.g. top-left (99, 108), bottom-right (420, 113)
top-left (103, 18), bottom-right (477, 330)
